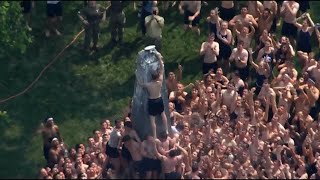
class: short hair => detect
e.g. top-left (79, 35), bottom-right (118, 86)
top-left (151, 72), bottom-right (160, 80)
top-left (241, 4), bottom-right (248, 10)
top-left (159, 131), bottom-right (168, 139)
top-left (124, 121), bottom-right (133, 128)
top-left (169, 149), bottom-right (177, 157)
top-left (237, 40), bottom-right (245, 46)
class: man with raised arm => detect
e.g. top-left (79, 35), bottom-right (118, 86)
top-left (136, 52), bottom-right (169, 138)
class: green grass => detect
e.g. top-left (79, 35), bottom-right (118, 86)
top-left (0, 1), bottom-right (319, 178)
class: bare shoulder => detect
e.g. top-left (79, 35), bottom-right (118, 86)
top-left (54, 125), bottom-right (59, 131)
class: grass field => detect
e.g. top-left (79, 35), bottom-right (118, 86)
top-left (0, 1), bottom-right (319, 178)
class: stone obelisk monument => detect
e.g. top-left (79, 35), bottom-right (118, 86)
top-left (131, 45), bottom-right (170, 140)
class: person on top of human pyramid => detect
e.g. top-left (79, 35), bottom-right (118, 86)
top-left (135, 51), bottom-right (169, 139)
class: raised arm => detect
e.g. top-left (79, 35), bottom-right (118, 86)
top-left (78, 10), bottom-right (89, 26)
top-left (177, 64), bottom-right (182, 82)
top-left (248, 49), bottom-right (259, 70)
top-left (248, 22), bottom-right (256, 37)
top-left (306, 13), bottom-right (315, 34)
top-left (293, 19), bottom-right (303, 29)
top-left (156, 53), bottom-right (164, 82)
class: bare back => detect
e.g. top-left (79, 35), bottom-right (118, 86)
top-left (146, 81), bottom-right (162, 99)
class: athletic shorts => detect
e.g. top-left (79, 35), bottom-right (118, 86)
top-left (235, 66), bottom-right (249, 81)
top-left (219, 6), bottom-right (235, 21)
top-left (121, 144), bottom-right (132, 161)
top-left (148, 97), bottom-right (164, 116)
top-left (202, 62), bottom-right (218, 74)
top-left (47, 2), bottom-right (63, 17)
top-left (164, 171), bottom-right (181, 179)
top-left (132, 160), bottom-right (144, 175)
top-left (43, 145), bottom-right (51, 161)
top-left (184, 10), bottom-right (201, 27)
top-left (106, 143), bottom-right (120, 158)
top-left (142, 158), bottom-right (161, 172)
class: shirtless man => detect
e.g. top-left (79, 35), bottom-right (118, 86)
top-left (262, 0), bottom-right (278, 33)
top-left (48, 138), bottom-right (63, 168)
top-left (122, 135), bottom-right (144, 179)
top-left (305, 78), bottom-right (320, 119)
top-left (105, 120), bottom-right (122, 176)
top-left (230, 71), bottom-right (245, 95)
top-left (38, 117), bottom-right (63, 163)
top-left (233, 21), bottom-right (255, 49)
top-left (136, 52), bottom-right (169, 138)
top-left (247, 1), bottom-right (264, 20)
top-left (141, 135), bottom-right (161, 179)
top-left (220, 1), bottom-right (235, 21)
top-left (229, 41), bottom-right (249, 81)
top-left (179, 1), bottom-right (202, 35)
top-left (166, 65), bottom-right (182, 95)
top-left (257, 8), bottom-right (275, 36)
top-left (229, 5), bottom-right (258, 32)
top-left (307, 62), bottom-right (320, 88)
top-left (221, 83), bottom-right (238, 112)
top-left (154, 141), bottom-right (188, 179)
top-left (280, 1), bottom-right (299, 46)
top-left (155, 131), bottom-right (175, 156)
top-left (200, 34), bottom-right (220, 74)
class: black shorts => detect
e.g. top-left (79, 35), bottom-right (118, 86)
top-left (164, 171), bottom-right (181, 179)
top-left (148, 97), bottom-right (164, 116)
top-left (202, 62), bottom-right (218, 74)
top-left (106, 143), bottom-right (120, 158)
top-left (281, 21), bottom-right (297, 38)
top-left (142, 158), bottom-right (161, 172)
top-left (218, 44), bottom-right (232, 60)
top-left (184, 10), bottom-right (200, 27)
top-left (235, 66), bottom-right (249, 81)
top-left (47, 2), bottom-right (63, 17)
top-left (121, 144), bottom-right (132, 161)
top-left (132, 160), bottom-right (144, 174)
top-left (43, 145), bottom-right (51, 161)
top-left (219, 6), bottom-right (235, 21)
top-left (21, 1), bottom-right (32, 14)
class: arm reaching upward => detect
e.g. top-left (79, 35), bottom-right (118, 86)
top-left (156, 53), bottom-right (164, 82)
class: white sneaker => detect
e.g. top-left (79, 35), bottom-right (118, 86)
top-left (55, 29), bottom-right (61, 36)
top-left (45, 30), bottom-right (50, 37)
top-left (26, 25), bottom-right (32, 31)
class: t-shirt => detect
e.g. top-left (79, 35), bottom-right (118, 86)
top-left (108, 129), bottom-right (121, 148)
top-left (145, 15), bottom-right (164, 39)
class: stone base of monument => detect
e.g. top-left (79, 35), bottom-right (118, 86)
top-left (131, 45), bottom-right (170, 140)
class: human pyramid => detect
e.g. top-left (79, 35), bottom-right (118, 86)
top-left (37, 1), bottom-right (320, 179)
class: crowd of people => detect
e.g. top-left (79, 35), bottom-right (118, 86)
top-left (34, 0), bottom-right (320, 179)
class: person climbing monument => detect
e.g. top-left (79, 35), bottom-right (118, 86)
top-left (135, 52), bottom-right (169, 138)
